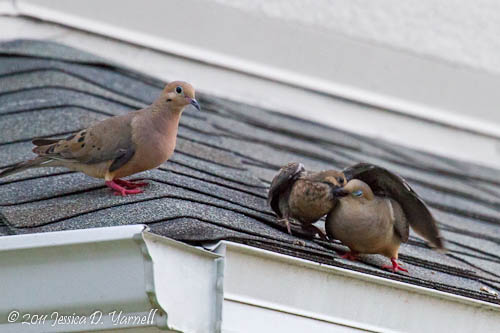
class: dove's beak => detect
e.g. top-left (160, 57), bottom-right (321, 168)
top-left (331, 187), bottom-right (349, 197)
top-left (187, 98), bottom-right (201, 111)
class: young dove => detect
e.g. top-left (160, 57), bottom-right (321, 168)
top-left (267, 162), bottom-right (346, 239)
top-left (0, 81), bottom-right (200, 196)
top-left (326, 163), bottom-right (444, 273)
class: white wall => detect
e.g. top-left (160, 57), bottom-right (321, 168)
top-left (214, 0), bottom-right (500, 75)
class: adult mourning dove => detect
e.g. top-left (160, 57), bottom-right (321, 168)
top-left (0, 81), bottom-right (200, 196)
top-left (326, 163), bottom-right (444, 273)
top-left (267, 162), bottom-right (345, 239)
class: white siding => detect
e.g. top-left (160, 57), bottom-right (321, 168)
top-left (214, 0), bottom-right (500, 75)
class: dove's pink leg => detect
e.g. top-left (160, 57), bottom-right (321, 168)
top-left (341, 251), bottom-right (359, 261)
top-left (383, 258), bottom-right (408, 273)
top-left (114, 178), bottom-right (148, 189)
top-left (277, 218), bottom-right (293, 235)
top-left (105, 180), bottom-right (143, 196)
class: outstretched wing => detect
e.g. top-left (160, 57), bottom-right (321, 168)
top-left (267, 162), bottom-right (306, 217)
top-left (343, 163), bottom-right (444, 249)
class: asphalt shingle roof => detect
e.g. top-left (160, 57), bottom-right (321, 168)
top-left (1, 39), bottom-right (500, 304)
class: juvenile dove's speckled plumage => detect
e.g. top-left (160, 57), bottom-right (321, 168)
top-left (268, 162), bottom-right (345, 239)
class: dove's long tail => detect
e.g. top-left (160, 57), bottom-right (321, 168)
top-left (0, 157), bottom-right (52, 178)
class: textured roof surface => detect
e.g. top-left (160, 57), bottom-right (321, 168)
top-left (1, 39), bottom-right (500, 304)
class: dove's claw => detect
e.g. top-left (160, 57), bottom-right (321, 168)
top-left (106, 180), bottom-right (144, 196)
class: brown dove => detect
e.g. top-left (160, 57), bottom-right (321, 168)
top-left (268, 162), bottom-right (345, 239)
top-left (0, 81), bottom-right (200, 196)
top-left (326, 163), bottom-right (444, 273)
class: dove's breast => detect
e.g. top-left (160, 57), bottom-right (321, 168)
top-left (289, 180), bottom-right (336, 224)
top-left (107, 110), bottom-right (181, 179)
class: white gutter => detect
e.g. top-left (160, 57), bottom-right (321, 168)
top-left (8, 0), bottom-right (500, 140)
top-left (0, 225), bottom-right (498, 333)
top-left (0, 225), bottom-right (223, 333)
top-left (213, 241), bottom-right (500, 333)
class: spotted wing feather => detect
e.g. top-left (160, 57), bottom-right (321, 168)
top-left (268, 162), bottom-right (306, 218)
top-left (31, 112), bottom-right (137, 169)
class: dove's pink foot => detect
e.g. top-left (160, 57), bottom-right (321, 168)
top-left (383, 258), bottom-right (408, 273)
top-left (341, 251), bottom-right (359, 261)
top-left (105, 180), bottom-right (143, 196)
top-left (114, 178), bottom-right (148, 189)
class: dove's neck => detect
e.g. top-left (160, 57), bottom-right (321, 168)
top-left (151, 108), bottom-right (182, 134)
top-left (149, 108), bottom-right (182, 154)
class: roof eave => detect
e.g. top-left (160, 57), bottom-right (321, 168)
top-left (1, 224), bottom-right (499, 333)
top-left (212, 241), bottom-right (500, 333)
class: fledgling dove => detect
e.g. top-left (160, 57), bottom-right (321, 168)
top-left (326, 163), bottom-right (444, 273)
top-left (0, 81), bottom-right (200, 196)
top-left (267, 162), bottom-right (345, 239)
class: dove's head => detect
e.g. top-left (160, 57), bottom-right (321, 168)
top-left (161, 81), bottom-right (200, 112)
top-left (331, 179), bottom-right (374, 201)
top-left (322, 173), bottom-right (346, 188)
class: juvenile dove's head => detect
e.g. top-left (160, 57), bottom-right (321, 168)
top-left (323, 174), bottom-right (346, 188)
top-left (332, 179), bottom-right (374, 201)
top-left (161, 81), bottom-right (200, 112)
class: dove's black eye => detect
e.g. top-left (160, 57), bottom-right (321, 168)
top-left (176, 86), bottom-right (183, 94)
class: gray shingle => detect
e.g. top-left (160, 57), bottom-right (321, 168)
top-left (0, 39), bottom-right (112, 65)
top-left (0, 107), bottom-right (106, 144)
top-left (1, 39), bottom-right (499, 304)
